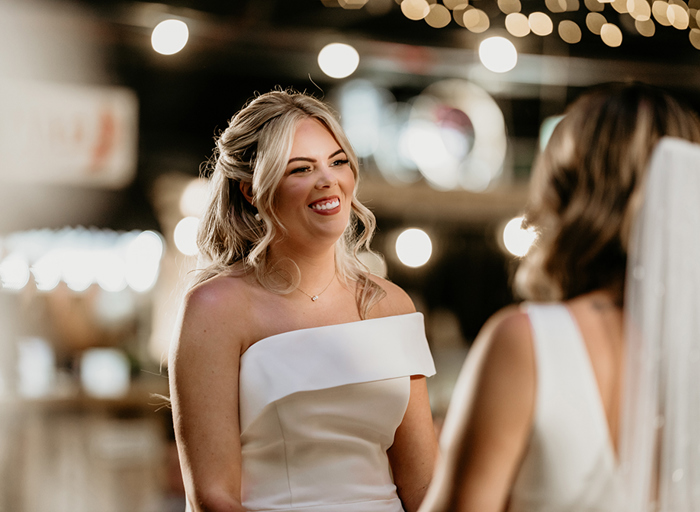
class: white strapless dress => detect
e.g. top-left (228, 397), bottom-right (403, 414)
top-left (238, 312), bottom-right (436, 512)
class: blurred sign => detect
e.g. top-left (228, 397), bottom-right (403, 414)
top-left (0, 80), bottom-right (138, 188)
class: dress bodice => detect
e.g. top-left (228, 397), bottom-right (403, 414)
top-left (508, 303), bottom-right (623, 512)
top-left (238, 312), bottom-right (436, 512)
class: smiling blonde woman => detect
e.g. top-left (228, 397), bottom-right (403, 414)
top-left (169, 89), bottom-right (438, 512)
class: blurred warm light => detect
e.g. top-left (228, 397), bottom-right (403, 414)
top-left (653, 1), bottom-right (672, 25)
top-left (506, 13), bottom-right (532, 36)
top-left (529, 12), bottom-right (554, 35)
top-left (180, 178), bottom-right (209, 217)
top-left (174, 216), bottom-right (200, 256)
top-left (629, 0), bottom-right (652, 19)
top-left (498, 0), bottom-right (522, 14)
top-left (546, 0), bottom-right (568, 13)
top-left (80, 348), bottom-right (131, 398)
top-left (691, 28), bottom-right (700, 48)
top-left (426, 4), bottom-right (452, 27)
top-left (151, 19), bottom-right (189, 55)
top-left (396, 228), bottom-right (433, 268)
top-left (636, 18), bottom-right (657, 35)
top-left (503, 216), bottom-right (537, 257)
top-left (96, 251), bottom-right (128, 293)
top-left (601, 23), bottom-right (623, 45)
top-left (611, 0), bottom-right (629, 13)
top-left (0, 253), bottom-right (30, 291)
top-left (401, 0), bottom-right (431, 20)
top-left (668, 4), bottom-right (690, 28)
top-left (337, 80), bottom-right (393, 158)
top-left (32, 252), bottom-right (62, 292)
top-left (318, 43), bottom-right (360, 79)
top-left (464, 8), bottom-right (491, 32)
top-left (403, 120), bottom-right (461, 190)
top-left (453, 5), bottom-right (470, 26)
top-left (585, 0), bottom-right (605, 10)
top-left (125, 231), bottom-right (164, 292)
top-left (586, 12), bottom-right (608, 34)
top-left (479, 37), bottom-right (518, 73)
top-left (444, 0), bottom-right (467, 8)
top-left (17, 337), bottom-right (56, 398)
top-left (559, 20), bottom-right (583, 43)
top-left (63, 249), bottom-right (95, 292)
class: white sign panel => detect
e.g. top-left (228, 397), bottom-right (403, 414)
top-left (0, 80), bottom-right (138, 188)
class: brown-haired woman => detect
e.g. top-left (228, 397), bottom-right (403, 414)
top-left (169, 90), bottom-right (437, 512)
top-left (419, 82), bottom-right (700, 512)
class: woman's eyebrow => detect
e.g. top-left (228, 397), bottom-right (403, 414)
top-left (287, 149), bottom-right (345, 165)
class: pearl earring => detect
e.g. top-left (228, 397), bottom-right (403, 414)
top-left (255, 213), bottom-right (261, 221)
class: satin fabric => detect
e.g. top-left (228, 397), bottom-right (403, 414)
top-left (238, 312), bottom-right (436, 512)
top-left (508, 303), bottom-right (623, 512)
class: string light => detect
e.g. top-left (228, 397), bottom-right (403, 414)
top-left (332, 0), bottom-right (700, 51)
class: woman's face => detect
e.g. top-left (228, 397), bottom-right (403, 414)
top-left (273, 118), bottom-right (355, 249)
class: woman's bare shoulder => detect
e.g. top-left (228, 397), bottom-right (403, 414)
top-left (366, 274), bottom-right (416, 318)
top-left (176, 273), bottom-right (256, 353)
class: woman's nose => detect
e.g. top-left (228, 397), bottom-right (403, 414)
top-left (315, 165), bottom-right (337, 188)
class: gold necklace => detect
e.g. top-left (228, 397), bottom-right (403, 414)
top-left (275, 270), bottom-right (336, 302)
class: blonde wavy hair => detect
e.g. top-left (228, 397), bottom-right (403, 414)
top-left (515, 82), bottom-right (700, 303)
top-left (194, 89), bottom-right (385, 318)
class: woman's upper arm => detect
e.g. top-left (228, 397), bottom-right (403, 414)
top-left (169, 284), bottom-right (247, 512)
top-left (420, 307), bottom-right (536, 512)
top-left (388, 375), bottom-right (439, 512)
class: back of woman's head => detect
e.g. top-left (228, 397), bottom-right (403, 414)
top-left (515, 82), bottom-right (700, 302)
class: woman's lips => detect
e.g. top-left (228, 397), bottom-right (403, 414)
top-left (309, 197), bottom-right (340, 213)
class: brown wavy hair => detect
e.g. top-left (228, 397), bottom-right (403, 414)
top-left (195, 88), bottom-right (385, 318)
top-left (515, 82), bottom-right (700, 303)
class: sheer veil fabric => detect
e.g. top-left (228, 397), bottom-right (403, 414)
top-left (620, 137), bottom-right (700, 511)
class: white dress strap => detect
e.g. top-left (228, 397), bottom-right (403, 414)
top-left (239, 312), bottom-right (435, 433)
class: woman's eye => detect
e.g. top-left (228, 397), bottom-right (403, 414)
top-left (331, 159), bottom-right (349, 167)
top-left (289, 166), bottom-right (310, 174)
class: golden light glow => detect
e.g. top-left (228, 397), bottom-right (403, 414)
top-left (546, 0), bottom-right (567, 13)
top-left (601, 22), bottom-right (623, 45)
top-left (388, 0), bottom-right (700, 50)
top-left (426, 3), bottom-right (452, 27)
top-left (611, 0), bottom-right (629, 13)
top-left (529, 11), bottom-right (554, 35)
top-left (635, 17), bottom-right (657, 35)
top-left (668, 3), bottom-right (690, 28)
top-left (653, 1), bottom-right (672, 25)
top-left (453, 4), bottom-right (470, 26)
top-left (443, 0), bottom-right (466, 9)
top-left (585, 0), bottom-right (605, 11)
top-left (498, 0), bottom-right (522, 14)
top-left (506, 12), bottom-right (531, 36)
top-left (628, 0), bottom-right (652, 20)
top-left (464, 8), bottom-right (490, 32)
top-left (586, 11), bottom-right (607, 33)
top-left (401, 0), bottom-right (431, 20)
top-left (691, 27), bottom-right (700, 47)
top-left (559, 19), bottom-right (583, 42)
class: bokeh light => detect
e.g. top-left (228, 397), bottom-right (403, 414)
top-left (479, 37), bottom-right (518, 73)
top-left (503, 216), bottom-right (537, 257)
top-left (174, 216), bottom-right (200, 257)
top-left (396, 228), bottom-right (433, 267)
top-left (0, 253), bottom-right (30, 291)
top-left (318, 43), bottom-right (360, 79)
top-left (125, 231), bottom-right (164, 292)
top-left (151, 19), bottom-right (189, 55)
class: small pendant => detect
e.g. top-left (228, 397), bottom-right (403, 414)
top-left (311, 296), bottom-right (318, 301)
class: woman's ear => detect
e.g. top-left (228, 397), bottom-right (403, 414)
top-left (239, 181), bottom-right (254, 205)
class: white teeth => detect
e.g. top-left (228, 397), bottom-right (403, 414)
top-left (311, 199), bottom-right (340, 211)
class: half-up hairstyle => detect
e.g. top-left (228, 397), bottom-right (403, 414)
top-left (195, 88), bottom-right (385, 318)
top-left (515, 82), bottom-right (700, 303)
